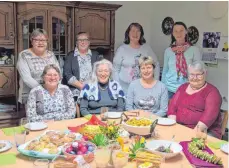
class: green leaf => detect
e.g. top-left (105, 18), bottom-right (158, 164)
top-left (90, 134), bottom-right (108, 146)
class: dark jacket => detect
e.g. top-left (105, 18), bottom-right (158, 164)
top-left (62, 50), bottom-right (101, 90)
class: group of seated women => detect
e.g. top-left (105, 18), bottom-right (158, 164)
top-left (16, 22), bottom-right (223, 139)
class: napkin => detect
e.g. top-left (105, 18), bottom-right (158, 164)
top-left (2, 126), bottom-right (25, 136)
top-left (208, 140), bottom-right (228, 149)
top-left (180, 141), bottom-right (223, 168)
top-left (0, 153), bottom-right (16, 166)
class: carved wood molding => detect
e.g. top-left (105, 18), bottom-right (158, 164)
top-left (15, 1), bottom-right (122, 10)
top-left (76, 2), bottom-right (122, 11)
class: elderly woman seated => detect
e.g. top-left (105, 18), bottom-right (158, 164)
top-left (126, 56), bottom-right (168, 117)
top-left (168, 62), bottom-right (222, 139)
top-left (26, 64), bottom-right (76, 122)
top-left (79, 59), bottom-right (125, 116)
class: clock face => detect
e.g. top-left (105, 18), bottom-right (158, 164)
top-left (208, 1), bottom-right (228, 19)
top-left (161, 17), bottom-right (174, 35)
top-left (188, 26), bottom-right (199, 45)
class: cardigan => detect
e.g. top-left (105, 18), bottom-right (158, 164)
top-left (161, 46), bottom-right (201, 93)
top-left (17, 49), bottom-right (60, 104)
top-left (168, 83), bottom-right (222, 139)
top-left (63, 49), bottom-right (100, 92)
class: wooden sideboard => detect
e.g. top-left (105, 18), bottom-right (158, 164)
top-left (0, 1), bottom-right (122, 125)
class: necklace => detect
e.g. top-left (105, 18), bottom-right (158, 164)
top-left (190, 82), bottom-right (207, 91)
top-left (99, 84), bottom-right (108, 91)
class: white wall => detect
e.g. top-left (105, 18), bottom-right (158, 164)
top-left (102, 1), bottom-right (228, 109)
top-left (149, 1), bottom-right (228, 109)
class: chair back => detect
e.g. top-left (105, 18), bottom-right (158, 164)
top-left (221, 109), bottom-right (228, 136)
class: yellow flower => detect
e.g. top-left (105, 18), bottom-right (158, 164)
top-left (140, 137), bottom-right (145, 144)
top-left (123, 146), bottom-right (129, 152)
top-left (117, 137), bottom-right (124, 150)
top-left (108, 126), bottom-right (114, 132)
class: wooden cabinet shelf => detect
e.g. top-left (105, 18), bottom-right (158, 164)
top-left (0, 2), bottom-right (15, 45)
top-left (0, 1), bottom-right (121, 126)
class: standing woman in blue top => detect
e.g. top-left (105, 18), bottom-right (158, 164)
top-left (161, 22), bottom-right (201, 99)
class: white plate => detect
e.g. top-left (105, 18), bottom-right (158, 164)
top-left (220, 143), bottom-right (228, 154)
top-left (0, 140), bottom-right (12, 153)
top-left (105, 112), bottom-right (122, 119)
top-left (145, 140), bottom-right (183, 159)
top-left (25, 122), bottom-right (48, 131)
top-left (157, 118), bottom-right (176, 126)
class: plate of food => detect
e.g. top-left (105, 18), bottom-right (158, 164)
top-left (145, 140), bottom-right (183, 159)
top-left (157, 118), bottom-right (176, 126)
top-left (24, 122), bottom-right (48, 131)
top-left (105, 112), bottom-right (122, 119)
top-left (18, 130), bottom-right (82, 159)
top-left (220, 143), bottom-right (228, 154)
top-left (0, 140), bottom-right (12, 153)
top-left (122, 117), bottom-right (157, 136)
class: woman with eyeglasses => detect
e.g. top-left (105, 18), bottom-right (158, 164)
top-left (113, 23), bottom-right (160, 94)
top-left (168, 62), bottom-right (222, 139)
top-left (126, 56), bottom-right (168, 117)
top-left (26, 64), bottom-right (76, 122)
top-left (63, 32), bottom-right (101, 105)
top-left (161, 22), bottom-right (201, 99)
top-left (17, 28), bottom-right (60, 105)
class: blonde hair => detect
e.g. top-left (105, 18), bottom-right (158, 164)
top-left (138, 56), bottom-right (155, 69)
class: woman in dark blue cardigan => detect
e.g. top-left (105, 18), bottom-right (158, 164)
top-left (63, 32), bottom-right (101, 102)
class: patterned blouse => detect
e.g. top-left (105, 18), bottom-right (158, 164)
top-left (26, 84), bottom-right (76, 122)
top-left (68, 49), bottom-right (92, 97)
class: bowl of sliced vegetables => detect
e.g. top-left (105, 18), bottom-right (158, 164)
top-left (122, 117), bottom-right (156, 136)
top-left (145, 140), bottom-right (183, 159)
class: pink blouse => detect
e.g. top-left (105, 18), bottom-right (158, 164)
top-left (168, 83), bottom-right (222, 139)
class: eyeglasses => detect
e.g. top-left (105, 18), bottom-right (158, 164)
top-left (188, 72), bottom-right (205, 79)
top-left (77, 39), bottom-right (89, 43)
top-left (32, 38), bottom-right (48, 43)
top-left (45, 74), bottom-right (59, 78)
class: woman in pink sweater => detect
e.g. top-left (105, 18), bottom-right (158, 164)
top-left (168, 62), bottom-right (222, 139)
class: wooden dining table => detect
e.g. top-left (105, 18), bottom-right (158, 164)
top-left (0, 112), bottom-right (228, 168)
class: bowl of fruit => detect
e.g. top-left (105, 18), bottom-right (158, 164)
top-left (62, 140), bottom-right (97, 163)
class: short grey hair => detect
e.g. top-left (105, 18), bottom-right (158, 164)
top-left (41, 64), bottom-right (61, 83)
top-left (90, 59), bottom-right (113, 83)
top-left (188, 61), bottom-right (206, 73)
top-left (30, 28), bottom-right (48, 41)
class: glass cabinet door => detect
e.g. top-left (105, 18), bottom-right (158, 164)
top-left (22, 16), bottom-right (44, 50)
top-left (52, 17), bottom-right (67, 58)
top-left (51, 17), bottom-right (68, 73)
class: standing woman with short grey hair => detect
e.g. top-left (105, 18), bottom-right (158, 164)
top-left (17, 28), bottom-right (60, 105)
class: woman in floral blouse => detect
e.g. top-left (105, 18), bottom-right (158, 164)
top-left (26, 64), bottom-right (76, 122)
